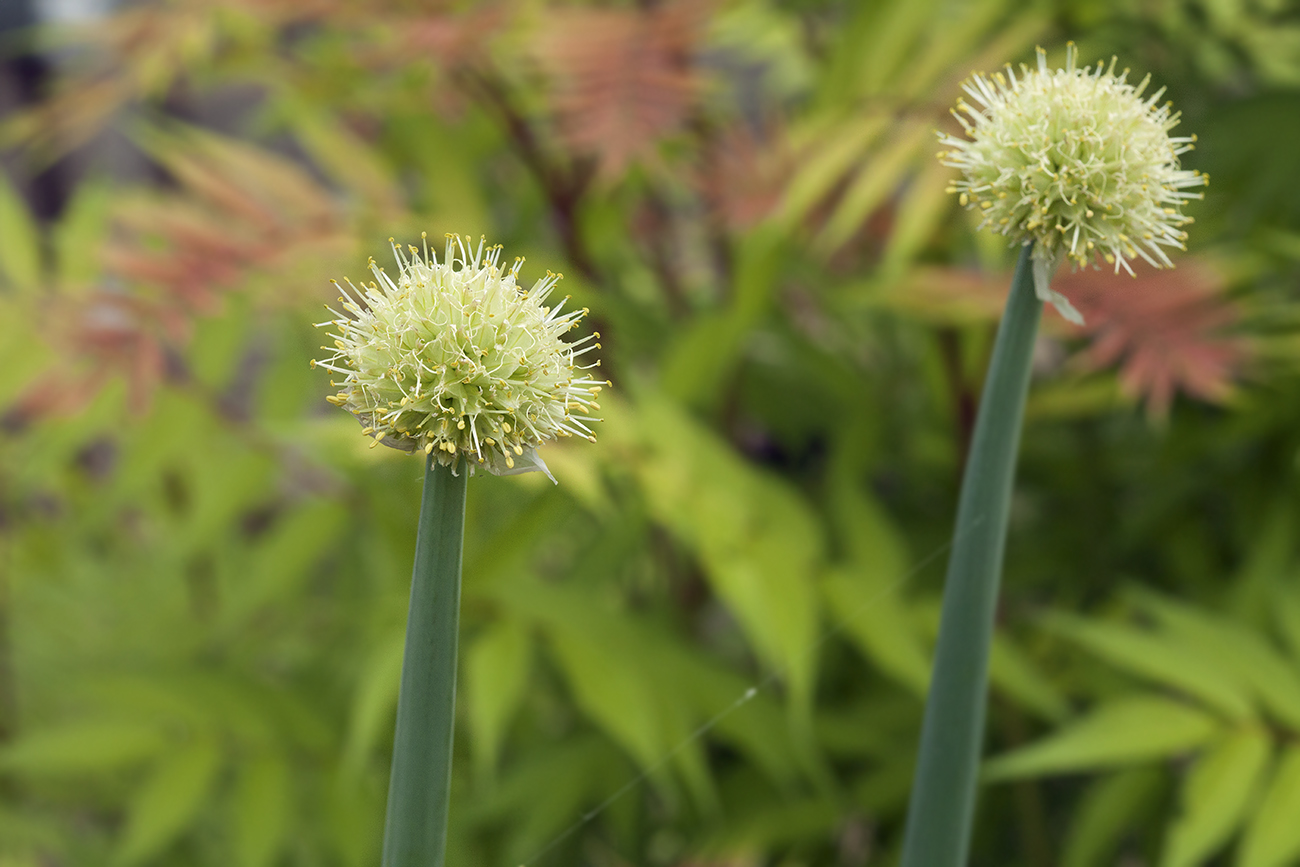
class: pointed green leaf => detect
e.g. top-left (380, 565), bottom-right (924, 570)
top-left (821, 475), bottom-right (930, 696)
top-left (1062, 767), bottom-right (1165, 867)
top-left (984, 697), bottom-right (1220, 781)
top-left (546, 627), bottom-right (666, 774)
top-left (1048, 615), bottom-right (1255, 720)
top-left (823, 566), bottom-right (930, 696)
top-left (231, 753), bottom-right (291, 867)
top-left (225, 500), bottom-right (347, 624)
top-left (1239, 745), bottom-right (1300, 867)
top-left (342, 632), bottom-right (404, 773)
top-left (1135, 592), bottom-right (1300, 730)
top-left (1161, 726), bottom-right (1271, 867)
top-left (465, 619), bottom-right (533, 778)
top-left (777, 115), bottom-right (888, 224)
top-left (633, 394), bottom-right (822, 719)
top-left (53, 178), bottom-right (112, 291)
top-left (989, 633), bottom-right (1070, 722)
top-left (500, 578), bottom-right (717, 807)
top-left (280, 101), bottom-right (400, 212)
top-left (1273, 587), bottom-right (1300, 668)
top-left (115, 738), bottom-right (222, 865)
top-left (818, 119), bottom-right (930, 250)
top-left (0, 721), bottom-right (168, 775)
top-left (0, 171), bottom-right (42, 293)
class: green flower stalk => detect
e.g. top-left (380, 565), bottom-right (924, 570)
top-left (314, 235), bottom-right (603, 867)
top-left (899, 46), bottom-right (1202, 867)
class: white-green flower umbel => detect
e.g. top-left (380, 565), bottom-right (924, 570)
top-left (937, 43), bottom-right (1206, 324)
top-left (313, 234), bottom-right (604, 480)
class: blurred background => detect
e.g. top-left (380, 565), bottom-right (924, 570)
top-left (2, 0), bottom-right (1299, 865)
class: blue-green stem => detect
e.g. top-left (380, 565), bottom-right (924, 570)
top-left (899, 244), bottom-right (1043, 867)
top-left (382, 457), bottom-right (469, 867)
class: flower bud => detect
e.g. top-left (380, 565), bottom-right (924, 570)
top-left (314, 234), bottom-right (604, 480)
top-left (938, 44), bottom-right (1205, 323)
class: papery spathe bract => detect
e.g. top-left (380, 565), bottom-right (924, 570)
top-left (313, 234), bottom-right (605, 481)
top-left (937, 43), bottom-right (1206, 324)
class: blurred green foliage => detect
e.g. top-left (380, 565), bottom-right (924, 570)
top-left (1, 0), bottom-right (1299, 865)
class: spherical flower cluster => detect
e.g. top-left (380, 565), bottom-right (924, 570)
top-left (937, 43), bottom-right (1206, 323)
top-left (313, 234), bottom-right (605, 479)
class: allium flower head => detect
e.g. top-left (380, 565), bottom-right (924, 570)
top-left (313, 234), bottom-right (605, 480)
top-left (937, 43), bottom-right (1206, 324)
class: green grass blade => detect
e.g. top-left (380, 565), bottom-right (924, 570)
top-left (382, 458), bottom-right (469, 867)
top-left (899, 243), bottom-right (1043, 867)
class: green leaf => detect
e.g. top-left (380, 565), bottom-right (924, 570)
top-left (231, 753), bottom-right (291, 867)
top-left (494, 578), bottom-right (718, 808)
top-left (0, 170), bottom-right (42, 293)
top-left (821, 473), bottom-right (930, 697)
top-left (659, 231), bottom-right (785, 408)
top-left (659, 312), bottom-right (752, 408)
top-left (1239, 744), bottom-right (1300, 867)
top-left (777, 115), bottom-right (889, 225)
top-left (632, 394), bottom-right (823, 720)
top-left (989, 633), bottom-right (1070, 723)
top-left (1133, 592), bottom-right (1300, 730)
top-left (0, 721), bottom-right (168, 775)
top-left (223, 499), bottom-right (347, 625)
top-left (823, 566), bottom-right (929, 696)
top-left (880, 156), bottom-right (958, 277)
top-left (546, 626), bottom-right (672, 780)
top-left (546, 613), bottom-right (717, 811)
top-left (115, 738), bottom-right (222, 865)
top-left (465, 619), bottom-right (533, 778)
top-left (1161, 726), bottom-right (1271, 867)
top-left (984, 696), bottom-right (1221, 781)
top-left (1048, 614), bottom-right (1255, 720)
top-left (1272, 586), bottom-right (1300, 668)
top-left (52, 178), bottom-right (112, 291)
top-left (343, 632), bottom-right (404, 773)
top-left (818, 119), bottom-right (930, 251)
top-left (1062, 767), bottom-right (1165, 867)
top-left (280, 101), bottom-right (400, 212)
top-left (470, 736), bottom-right (625, 865)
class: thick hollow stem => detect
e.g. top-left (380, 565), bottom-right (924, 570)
top-left (382, 458), bottom-right (469, 867)
top-left (899, 244), bottom-right (1043, 867)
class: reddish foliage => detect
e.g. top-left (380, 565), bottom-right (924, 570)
top-left (892, 259), bottom-right (1249, 417)
top-left (1055, 259), bottom-right (1250, 417)
top-left (699, 122), bottom-right (793, 231)
top-left (536, 2), bottom-right (702, 178)
top-left (13, 133), bottom-right (348, 424)
top-left (392, 7), bottom-right (505, 69)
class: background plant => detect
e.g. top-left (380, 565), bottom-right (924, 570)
top-left (1, 1), bottom-right (1299, 866)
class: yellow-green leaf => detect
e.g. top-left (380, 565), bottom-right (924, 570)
top-left (115, 738), bottom-right (222, 865)
top-left (342, 632), bottom-right (404, 773)
top-left (1239, 745), bottom-right (1300, 867)
top-left (1161, 726), bottom-right (1271, 867)
top-left (989, 633), bottom-right (1070, 723)
top-left (0, 171), bottom-right (42, 293)
top-left (465, 619), bottom-right (533, 777)
top-left (231, 753), bottom-right (291, 867)
top-left (1062, 767), bottom-right (1165, 867)
top-left (0, 721), bottom-right (167, 775)
top-left (1048, 614), bottom-right (1255, 720)
top-left (1135, 592), bottom-right (1300, 730)
top-left (984, 696), bottom-right (1221, 781)
top-left (823, 566), bottom-right (930, 696)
